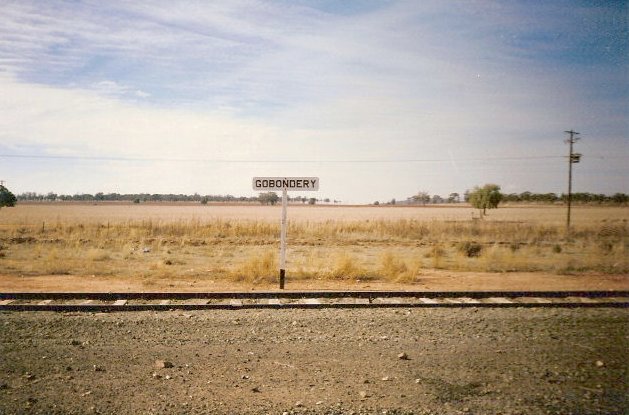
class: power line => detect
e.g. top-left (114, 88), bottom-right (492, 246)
top-left (0, 153), bottom-right (627, 165)
top-left (2, 153), bottom-right (626, 163)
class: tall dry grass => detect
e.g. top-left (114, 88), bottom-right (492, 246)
top-left (1, 205), bottom-right (627, 282)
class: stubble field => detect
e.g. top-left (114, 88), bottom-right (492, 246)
top-left (1, 202), bottom-right (627, 292)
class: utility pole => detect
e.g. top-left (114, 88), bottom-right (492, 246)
top-left (564, 130), bottom-right (581, 230)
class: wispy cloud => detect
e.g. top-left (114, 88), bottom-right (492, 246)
top-left (0, 1), bottom-right (626, 201)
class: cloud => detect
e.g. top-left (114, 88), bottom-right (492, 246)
top-left (0, 1), bottom-right (627, 201)
top-left (0, 72), bottom-right (277, 158)
top-left (90, 80), bottom-right (150, 99)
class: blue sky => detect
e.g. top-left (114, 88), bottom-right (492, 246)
top-left (0, 0), bottom-right (627, 203)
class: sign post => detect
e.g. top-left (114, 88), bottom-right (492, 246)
top-left (279, 188), bottom-right (288, 288)
top-left (252, 177), bottom-right (319, 289)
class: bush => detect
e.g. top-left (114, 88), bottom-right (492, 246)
top-left (458, 241), bottom-right (483, 257)
top-left (0, 185), bottom-right (17, 208)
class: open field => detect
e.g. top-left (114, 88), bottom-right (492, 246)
top-left (1, 203), bottom-right (628, 291)
top-left (3, 202), bottom-right (628, 224)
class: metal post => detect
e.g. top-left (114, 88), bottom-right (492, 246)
top-left (279, 188), bottom-right (288, 289)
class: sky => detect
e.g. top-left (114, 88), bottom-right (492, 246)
top-left (0, 0), bottom-right (627, 204)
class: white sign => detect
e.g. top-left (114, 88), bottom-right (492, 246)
top-left (252, 177), bottom-right (319, 191)
top-left (252, 176), bottom-right (320, 289)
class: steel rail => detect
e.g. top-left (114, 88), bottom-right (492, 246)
top-left (2, 290), bottom-right (628, 300)
top-left (0, 290), bottom-right (628, 311)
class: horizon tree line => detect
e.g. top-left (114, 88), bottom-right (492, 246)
top-left (388, 189), bottom-right (628, 206)
top-left (10, 189), bottom-right (629, 205)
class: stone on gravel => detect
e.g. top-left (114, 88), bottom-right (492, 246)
top-left (154, 360), bottom-right (174, 369)
top-left (397, 352), bottom-right (409, 360)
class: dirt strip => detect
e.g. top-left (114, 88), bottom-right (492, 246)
top-left (1, 270), bottom-right (628, 293)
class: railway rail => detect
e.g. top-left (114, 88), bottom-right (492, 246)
top-left (1, 290), bottom-right (628, 311)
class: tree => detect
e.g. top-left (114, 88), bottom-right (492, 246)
top-left (0, 185), bottom-right (17, 208)
top-left (448, 193), bottom-right (460, 203)
top-left (412, 191), bottom-right (430, 205)
top-left (612, 193), bottom-right (628, 204)
top-left (259, 192), bottom-right (279, 205)
top-left (468, 184), bottom-right (503, 217)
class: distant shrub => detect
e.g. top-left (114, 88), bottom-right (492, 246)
top-left (509, 242), bottom-right (522, 252)
top-left (457, 241), bottom-right (483, 257)
top-left (598, 240), bottom-right (614, 253)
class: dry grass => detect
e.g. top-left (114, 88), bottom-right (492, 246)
top-left (1, 203), bottom-right (628, 284)
top-left (229, 249), bottom-right (277, 284)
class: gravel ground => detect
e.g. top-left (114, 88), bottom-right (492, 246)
top-left (0, 308), bottom-right (627, 415)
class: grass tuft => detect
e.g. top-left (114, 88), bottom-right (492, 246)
top-left (329, 253), bottom-right (366, 280)
top-left (379, 251), bottom-right (408, 279)
top-left (86, 248), bottom-right (111, 261)
top-left (229, 250), bottom-right (277, 284)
